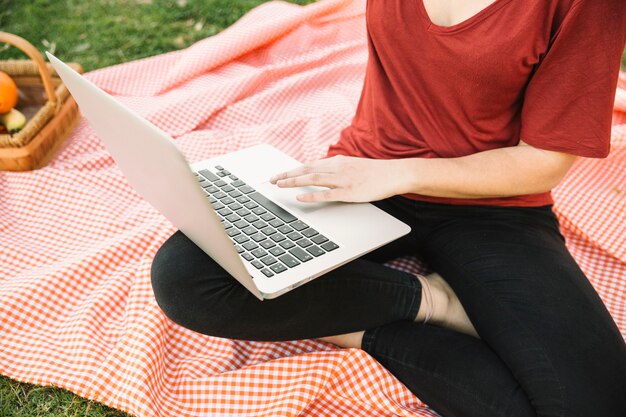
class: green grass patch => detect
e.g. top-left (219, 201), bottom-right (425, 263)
top-left (0, 0), bottom-right (315, 71)
top-left (0, 374), bottom-right (131, 417)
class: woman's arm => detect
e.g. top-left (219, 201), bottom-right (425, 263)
top-left (269, 141), bottom-right (578, 203)
top-left (398, 140), bottom-right (577, 199)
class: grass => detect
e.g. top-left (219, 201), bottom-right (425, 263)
top-left (0, 375), bottom-right (132, 417)
top-left (0, 1), bottom-right (624, 416)
top-left (0, 0), bottom-right (314, 71)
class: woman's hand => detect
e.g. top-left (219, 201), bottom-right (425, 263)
top-left (269, 155), bottom-right (405, 203)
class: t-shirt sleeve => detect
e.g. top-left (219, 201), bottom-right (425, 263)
top-left (519, 0), bottom-right (626, 158)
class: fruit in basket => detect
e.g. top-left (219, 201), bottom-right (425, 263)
top-left (0, 108), bottom-right (26, 134)
top-left (0, 71), bottom-right (19, 114)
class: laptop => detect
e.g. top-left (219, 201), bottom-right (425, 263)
top-left (47, 52), bottom-right (411, 301)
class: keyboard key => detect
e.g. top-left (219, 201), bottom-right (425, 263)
top-left (206, 185), bottom-right (219, 193)
top-left (269, 219), bottom-right (283, 228)
top-left (243, 241), bottom-right (258, 251)
top-left (236, 195), bottom-right (250, 204)
top-left (261, 268), bottom-right (274, 277)
top-left (260, 240), bottom-right (275, 249)
top-left (306, 246), bottom-right (325, 257)
top-left (270, 234), bottom-right (286, 242)
top-left (235, 245), bottom-right (244, 254)
top-left (290, 220), bottom-right (308, 231)
top-left (301, 228), bottom-right (318, 238)
top-left (221, 197), bottom-right (235, 205)
top-left (244, 201), bottom-right (258, 209)
top-left (270, 263), bottom-right (288, 274)
top-left (214, 180), bottom-right (227, 187)
top-left (235, 208), bottom-right (250, 217)
top-left (251, 233), bottom-right (267, 242)
top-left (249, 192), bottom-right (297, 223)
top-left (261, 227), bottom-right (277, 236)
top-left (321, 241), bottom-right (339, 252)
top-left (234, 220), bottom-right (248, 229)
top-left (229, 190), bottom-right (243, 198)
top-left (227, 228), bottom-right (241, 237)
top-left (217, 208), bottom-right (232, 216)
top-left (269, 247), bottom-right (285, 256)
top-left (252, 207), bottom-right (266, 215)
top-left (214, 191), bottom-right (226, 199)
top-left (199, 169), bottom-right (219, 182)
top-left (211, 202), bottom-right (225, 210)
top-left (217, 171), bottom-right (228, 177)
top-left (261, 255), bottom-right (278, 266)
top-left (215, 165), bottom-right (224, 170)
top-left (243, 214), bottom-right (259, 223)
top-left (242, 252), bottom-right (254, 261)
top-left (242, 226), bottom-right (257, 235)
top-left (239, 185), bottom-right (255, 194)
top-left (225, 214), bottom-right (240, 223)
top-left (251, 260), bottom-right (264, 269)
top-left (251, 248), bottom-right (268, 258)
top-left (297, 239), bottom-right (313, 248)
top-left (280, 240), bottom-right (296, 249)
top-left (252, 220), bottom-right (268, 229)
top-left (199, 180), bottom-right (211, 188)
top-left (222, 170), bottom-right (231, 175)
top-left (228, 202), bottom-right (242, 211)
top-left (208, 195), bottom-right (217, 203)
top-left (260, 212), bottom-right (275, 222)
top-left (234, 234), bottom-right (249, 244)
top-left (311, 234), bottom-right (329, 245)
top-left (287, 231), bottom-right (303, 241)
top-left (278, 254), bottom-right (300, 268)
top-left (289, 247), bottom-right (313, 262)
top-left (229, 175), bottom-right (238, 181)
top-left (231, 180), bottom-right (246, 187)
top-left (223, 222), bottom-right (233, 229)
top-left (222, 185), bottom-right (235, 192)
top-left (277, 225), bottom-right (293, 234)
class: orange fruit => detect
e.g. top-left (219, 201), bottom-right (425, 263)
top-left (0, 71), bottom-right (19, 114)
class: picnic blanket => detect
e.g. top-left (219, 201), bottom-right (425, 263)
top-left (1, 0), bottom-right (625, 416)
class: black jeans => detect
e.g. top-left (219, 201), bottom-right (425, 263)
top-left (150, 196), bottom-right (626, 417)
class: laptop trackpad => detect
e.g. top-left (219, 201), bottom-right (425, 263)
top-left (255, 181), bottom-right (340, 217)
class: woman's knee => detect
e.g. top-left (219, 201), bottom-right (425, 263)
top-left (150, 230), bottom-right (239, 334)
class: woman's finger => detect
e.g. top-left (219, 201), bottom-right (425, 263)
top-left (275, 173), bottom-right (338, 189)
top-left (270, 167), bottom-right (307, 183)
top-left (270, 158), bottom-right (340, 183)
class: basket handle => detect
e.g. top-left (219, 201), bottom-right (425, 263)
top-left (0, 32), bottom-right (57, 105)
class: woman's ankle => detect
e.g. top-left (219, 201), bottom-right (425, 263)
top-left (319, 331), bottom-right (365, 349)
top-left (414, 273), bottom-right (450, 325)
top-left (414, 273), bottom-right (480, 339)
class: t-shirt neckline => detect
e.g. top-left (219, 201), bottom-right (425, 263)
top-left (415, 0), bottom-right (515, 34)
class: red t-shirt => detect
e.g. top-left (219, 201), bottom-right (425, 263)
top-left (327, 0), bottom-right (626, 206)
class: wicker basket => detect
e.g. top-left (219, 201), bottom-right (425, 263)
top-left (0, 32), bottom-right (83, 171)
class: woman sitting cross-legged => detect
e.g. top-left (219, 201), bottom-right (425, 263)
top-left (150, 1), bottom-right (626, 416)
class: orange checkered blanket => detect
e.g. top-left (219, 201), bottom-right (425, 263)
top-left (1, 1), bottom-right (624, 416)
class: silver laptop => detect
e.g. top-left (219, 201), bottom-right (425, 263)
top-left (47, 52), bottom-right (410, 301)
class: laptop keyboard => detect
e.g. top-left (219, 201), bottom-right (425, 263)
top-left (193, 165), bottom-right (339, 278)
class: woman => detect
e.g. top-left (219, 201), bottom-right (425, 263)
top-left (150, 0), bottom-right (626, 415)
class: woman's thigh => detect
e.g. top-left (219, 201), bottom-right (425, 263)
top-left (150, 196), bottom-right (424, 341)
top-left (417, 203), bottom-right (626, 416)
